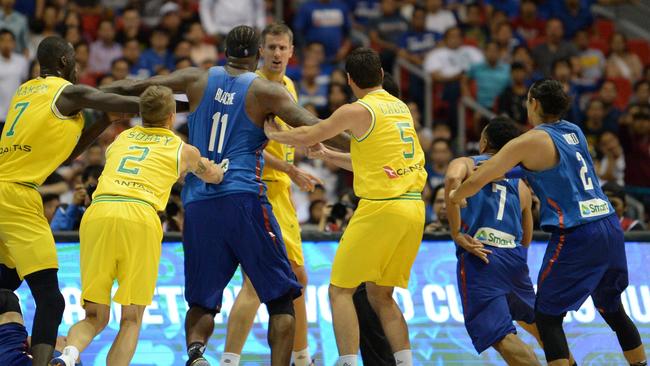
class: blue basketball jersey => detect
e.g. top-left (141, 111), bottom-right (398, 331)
top-left (524, 121), bottom-right (614, 230)
top-left (182, 67), bottom-right (266, 204)
top-left (0, 322), bottom-right (30, 366)
top-left (460, 155), bottom-right (523, 252)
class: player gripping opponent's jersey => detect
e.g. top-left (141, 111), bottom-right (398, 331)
top-left (450, 80), bottom-right (647, 365)
top-left (52, 86), bottom-right (223, 366)
top-left (446, 118), bottom-right (543, 365)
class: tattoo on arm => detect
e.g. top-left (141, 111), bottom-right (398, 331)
top-left (195, 160), bottom-right (207, 175)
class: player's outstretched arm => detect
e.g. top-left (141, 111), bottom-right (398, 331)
top-left (450, 133), bottom-right (536, 204)
top-left (65, 112), bottom-right (131, 164)
top-left (254, 79), bottom-right (351, 151)
top-left (519, 180), bottom-right (534, 247)
top-left (445, 157), bottom-right (492, 263)
top-left (307, 143), bottom-right (353, 171)
top-left (264, 103), bottom-right (368, 151)
top-left (263, 151), bottom-right (322, 191)
top-left (101, 67), bottom-right (205, 96)
top-left (57, 84), bottom-right (140, 116)
top-left (181, 143), bottom-right (224, 184)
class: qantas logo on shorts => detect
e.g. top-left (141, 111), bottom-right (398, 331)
top-left (382, 163), bottom-right (424, 179)
top-left (474, 227), bottom-right (517, 248)
top-left (579, 198), bottom-right (610, 218)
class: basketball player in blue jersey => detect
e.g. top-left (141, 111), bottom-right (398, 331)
top-left (451, 79), bottom-right (647, 366)
top-left (447, 117), bottom-right (543, 365)
top-left (102, 25), bottom-right (349, 366)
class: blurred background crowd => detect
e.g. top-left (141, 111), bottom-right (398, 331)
top-left (0, 0), bottom-right (649, 234)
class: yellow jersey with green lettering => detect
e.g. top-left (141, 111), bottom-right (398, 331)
top-left (351, 89), bottom-right (426, 200)
top-left (256, 70), bottom-right (298, 187)
top-left (93, 126), bottom-right (183, 211)
top-left (0, 76), bottom-right (84, 187)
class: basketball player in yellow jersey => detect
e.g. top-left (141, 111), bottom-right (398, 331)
top-left (223, 23), bottom-right (321, 366)
top-left (51, 86), bottom-right (224, 366)
top-left (265, 48), bottom-right (426, 366)
top-left (0, 36), bottom-right (140, 366)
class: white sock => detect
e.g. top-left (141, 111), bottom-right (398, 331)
top-left (220, 352), bottom-right (241, 366)
top-left (394, 349), bottom-right (413, 366)
top-left (62, 346), bottom-right (79, 365)
top-left (337, 354), bottom-right (357, 366)
top-left (292, 347), bottom-right (312, 366)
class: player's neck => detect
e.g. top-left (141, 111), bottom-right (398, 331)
top-left (40, 70), bottom-right (62, 78)
top-left (259, 67), bottom-right (284, 83)
top-left (355, 85), bottom-right (383, 99)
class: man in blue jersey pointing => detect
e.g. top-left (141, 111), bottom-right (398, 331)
top-left (102, 25), bottom-right (349, 366)
top-left (450, 79), bottom-right (647, 366)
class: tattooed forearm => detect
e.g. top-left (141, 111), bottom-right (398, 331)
top-left (195, 160), bottom-right (207, 174)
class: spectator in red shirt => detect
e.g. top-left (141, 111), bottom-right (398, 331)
top-left (602, 182), bottom-right (645, 231)
top-left (619, 111), bottom-right (650, 211)
top-left (512, 0), bottom-right (545, 43)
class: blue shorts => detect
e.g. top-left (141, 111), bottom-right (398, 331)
top-left (0, 322), bottom-right (30, 366)
top-left (183, 193), bottom-right (302, 311)
top-left (457, 246), bottom-right (536, 354)
top-left (537, 214), bottom-right (628, 315)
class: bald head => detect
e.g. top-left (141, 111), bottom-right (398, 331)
top-left (37, 36), bottom-right (77, 83)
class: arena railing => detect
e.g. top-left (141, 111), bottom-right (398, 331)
top-left (52, 230), bottom-right (650, 243)
top-left (393, 57), bottom-right (433, 129)
top-left (457, 95), bottom-right (497, 154)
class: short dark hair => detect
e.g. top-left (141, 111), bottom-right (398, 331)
top-left (225, 25), bottom-right (260, 58)
top-left (111, 57), bottom-right (129, 68)
top-left (37, 36), bottom-right (73, 72)
top-left (432, 184), bottom-right (445, 202)
top-left (82, 164), bottom-right (104, 182)
top-left (528, 79), bottom-right (570, 117)
top-left (633, 111), bottom-right (650, 121)
top-left (42, 193), bottom-right (60, 204)
top-left (261, 22), bottom-right (293, 45)
top-left (0, 28), bottom-right (15, 40)
top-left (432, 138), bottom-right (452, 150)
top-left (382, 72), bottom-right (400, 98)
top-left (634, 79), bottom-right (649, 92)
top-left (483, 116), bottom-right (521, 151)
top-left (345, 47), bottom-right (382, 89)
top-left (552, 58), bottom-right (572, 73)
top-left (510, 61), bottom-right (526, 71)
top-left (602, 181), bottom-right (626, 204)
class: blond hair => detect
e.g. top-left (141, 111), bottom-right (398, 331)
top-left (139, 85), bottom-right (175, 127)
top-left (261, 22), bottom-right (293, 45)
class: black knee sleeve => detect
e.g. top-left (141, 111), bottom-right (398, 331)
top-left (0, 264), bottom-right (22, 291)
top-left (600, 306), bottom-right (642, 352)
top-left (0, 288), bottom-right (21, 315)
top-left (535, 311), bottom-right (570, 362)
top-left (265, 292), bottom-right (295, 317)
top-left (25, 269), bottom-right (65, 347)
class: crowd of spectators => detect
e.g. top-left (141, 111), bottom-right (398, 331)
top-left (0, 0), bottom-right (649, 234)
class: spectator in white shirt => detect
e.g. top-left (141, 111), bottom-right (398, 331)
top-left (186, 21), bottom-right (218, 66)
top-left (0, 28), bottom-right (27, 126)
top-left (425, 0), bottom-right (457, 35)
top-left (199, 0), bottom-right (265, 38)
top-left (424, 27), bottom-right (484, 81)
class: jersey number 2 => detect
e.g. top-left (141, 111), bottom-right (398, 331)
top-left (576, 152), bottom-right (594, 190)
top-left (5, 102), bottom-right (29, 137)
top-left (117, 146), bottom-right (150, 175)
top-left (209, 112), bottom-right (228, 153)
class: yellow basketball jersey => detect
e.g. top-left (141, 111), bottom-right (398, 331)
top-left (256, 70), bottom-right (298, 187)
top-left (93, 126), bottom-right (183, 211)
top-left (350, 89), bottom-right (427, 200)
top-left (0, 76), bottom-right (84, 187)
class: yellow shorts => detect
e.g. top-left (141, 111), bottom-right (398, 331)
top-left (266, 181), bottom-right (303, 266)
top-left (331, 198), bottom-right (425, 289)
top-left (0, 182), bottom-right (57, 279)
top-left (80, 198), bottom-right (162, 306)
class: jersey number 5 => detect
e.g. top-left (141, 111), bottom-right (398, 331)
top-left (117, 146), bottom-right (150, 175)
top-left (5, 102), bottom-right (29, 137)
top-left (396, 122), bottom-right (415, 159)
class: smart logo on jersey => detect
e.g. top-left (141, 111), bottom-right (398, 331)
top-left (382, 163), bottom-right (424, 179)
top-left (579, 198), bottom-right (611, 218)
top-left (474, 227), bottom-right (517, 248)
